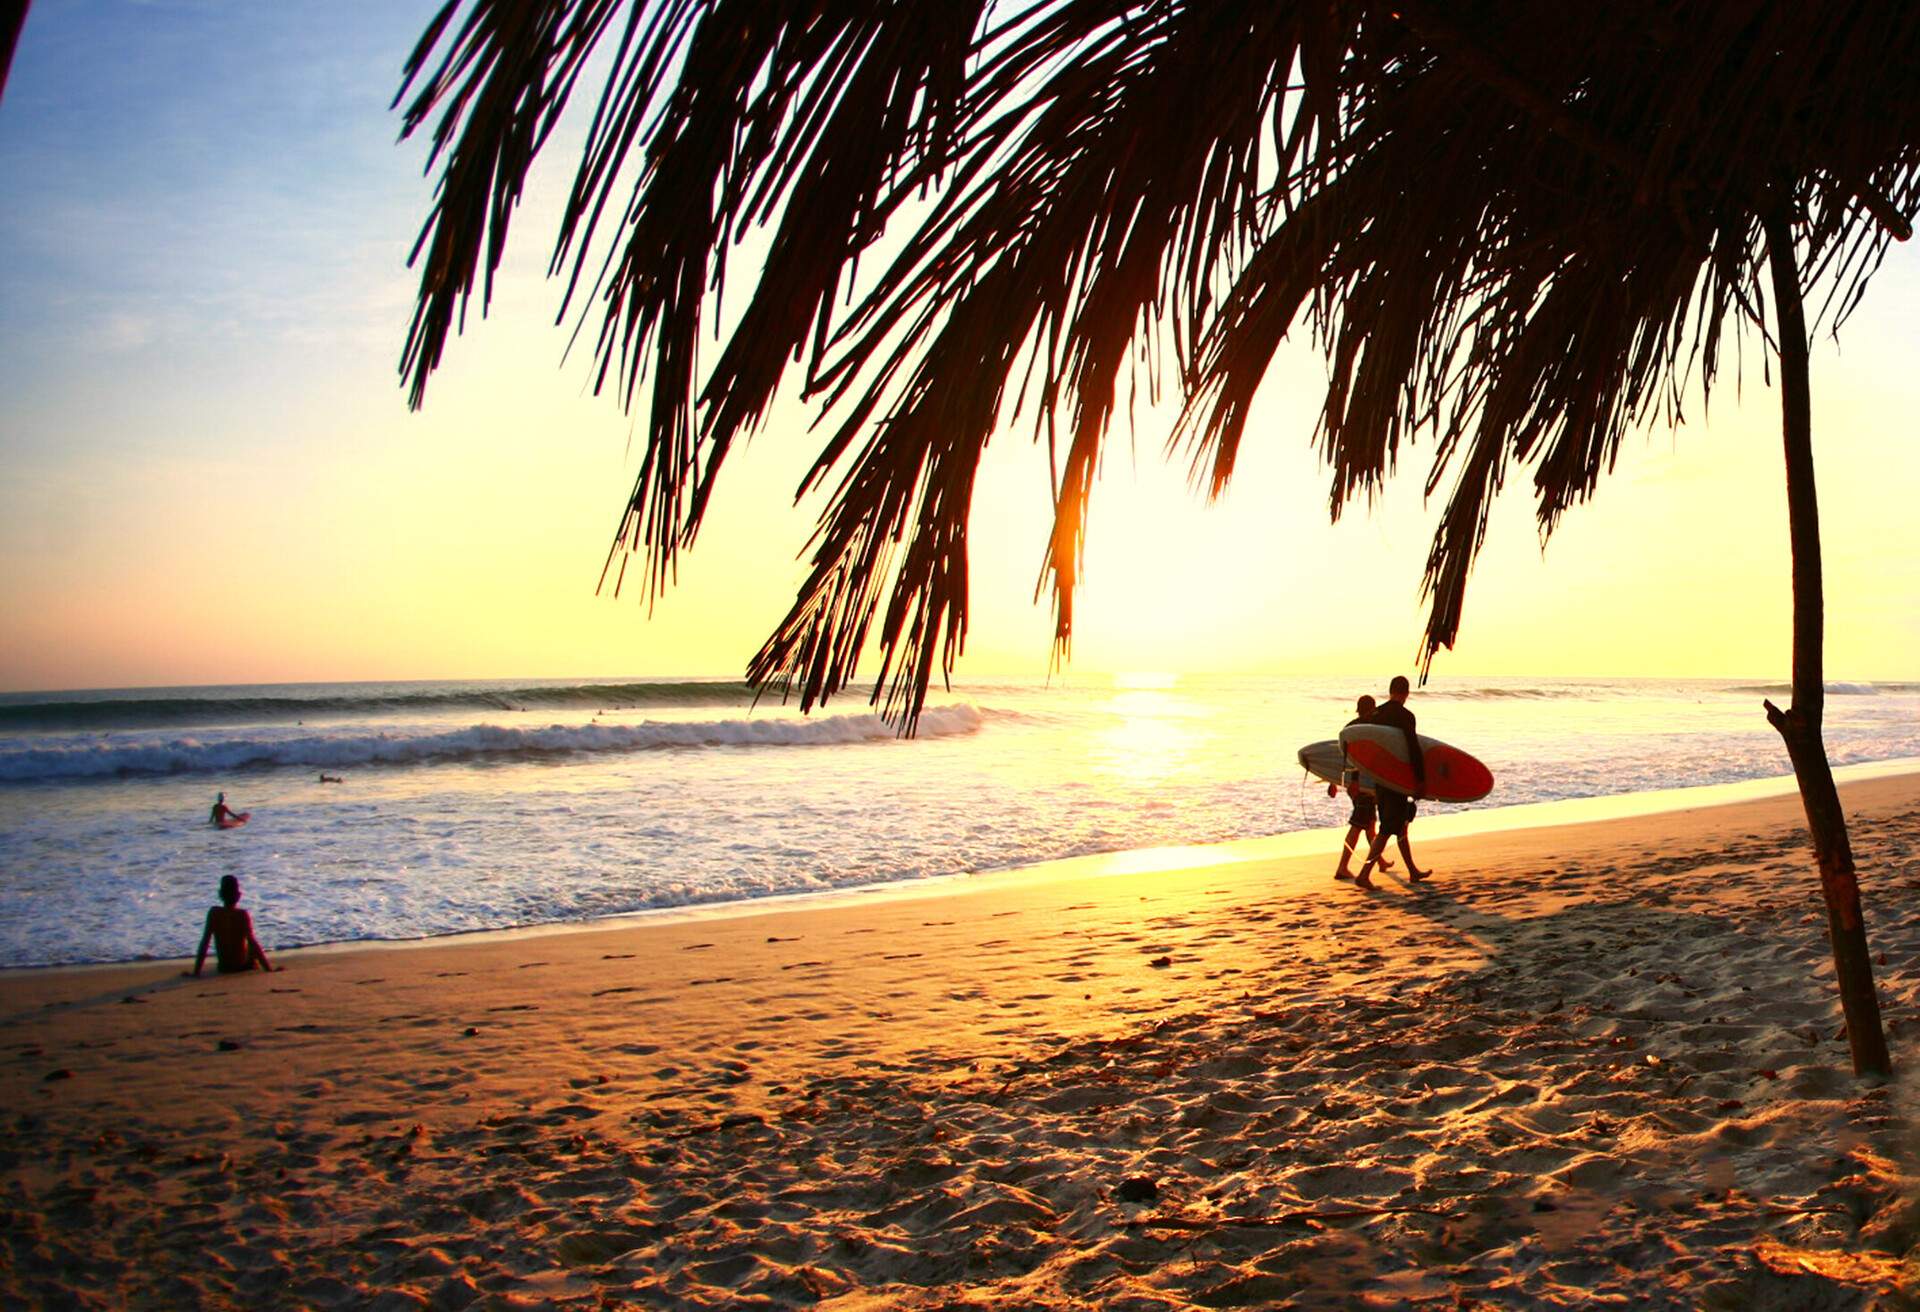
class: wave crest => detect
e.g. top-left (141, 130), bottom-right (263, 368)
top-left (1724, 681), bottom-right (1898, 697)
top-left (0, 679), bottom-right (757, 731)
top-left (1415, 687), bottom-right (1582, 700)
top-left (0, 705), bottom-right (984, 782)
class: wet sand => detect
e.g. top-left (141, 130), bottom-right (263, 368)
top-left (4, 774), bottom-right (1920, 1308)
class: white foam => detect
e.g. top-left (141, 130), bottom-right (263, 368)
top-left (0, 704), bottom-right (985, 781)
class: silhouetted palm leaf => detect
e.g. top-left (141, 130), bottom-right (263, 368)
top-left (398, 0), bottom-right (1361, 720)
top-left (0, 2), bottom-right (29, 106)
top-left (397, 2), bottom-right (1920, 726)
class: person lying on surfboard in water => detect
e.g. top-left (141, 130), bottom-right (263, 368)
top-left (190, 875), bottom-right (278, 976)
top-left (1354, 675), bottom-right (1433, 888)
top-left (1333, 695), bottom-right (1393, 882)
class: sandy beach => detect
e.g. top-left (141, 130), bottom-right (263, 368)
top-left (5, 775), bottom-right (1920, 1309)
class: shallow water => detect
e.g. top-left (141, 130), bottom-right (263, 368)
top-left (1, 674), bottom-right (1915, 967)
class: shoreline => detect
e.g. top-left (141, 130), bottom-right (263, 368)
top-left (9, 754), bottom-right (1919, 977)
top-left (4, 772), bottom-right (1919, 1306)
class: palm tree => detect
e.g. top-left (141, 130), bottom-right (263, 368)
top-left (1, 1), bottom-right (32, 104)
top-left (394, 1), bottom-right (1920, 1075)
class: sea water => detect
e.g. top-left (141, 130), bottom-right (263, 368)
top-left (0, 674), bottom-right (1916, 968)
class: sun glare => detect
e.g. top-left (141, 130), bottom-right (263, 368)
top-left (1093, 685), bottom-right (1197, 783)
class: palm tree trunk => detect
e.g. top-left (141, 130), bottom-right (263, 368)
top-left (1761, 207), bottom-right (1891, 1078)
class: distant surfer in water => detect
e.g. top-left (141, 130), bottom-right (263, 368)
top-left (190, 875), bottom-right (278, 976)
top-left (209, 792), bottom-right (240, 826)
top-left (1355, 675), bottom-right (1432, 888)
top-left (1333, 695), bottom-right (1392, 881)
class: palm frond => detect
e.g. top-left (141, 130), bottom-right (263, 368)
top-left (397, 0), bottom-right (1920, 725)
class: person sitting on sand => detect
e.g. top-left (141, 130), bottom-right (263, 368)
top-left (191, 875), bottom-right (278, 976)
top-left (1355, 675), bottom-right (1432, 888)
top-left (1333, 695), bottom-right (1392, 882)
top-left (210, 792), bottom-right (241, 826)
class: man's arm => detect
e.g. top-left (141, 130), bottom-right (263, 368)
top-left (1402, 711), bottom-right (1426, 788)
top-left (242, 911), bottom-right (276, 972)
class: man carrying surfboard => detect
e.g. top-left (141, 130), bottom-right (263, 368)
top-left (1354, 676), bottom-right (1433, 888)
top-left (1333, 695), bottom-right (1393, 882)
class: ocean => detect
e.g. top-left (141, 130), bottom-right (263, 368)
top-left (1, 674), bottom-right (1916, 969)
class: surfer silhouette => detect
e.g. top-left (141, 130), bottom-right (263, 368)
top-left (1355, 676), bottom-right (1432, 888)
top-left (190, 875), bottom-right (278, 976)
top-left (209, 792), bottom-right (240, 826)
top-left (1333, 695), bottom-right (1393, 881)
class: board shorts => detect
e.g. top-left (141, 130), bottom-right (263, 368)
top-left (1346, 790), bottom-right (1377, 829)
top-left (1376, 787), bottom-right (1418, 838)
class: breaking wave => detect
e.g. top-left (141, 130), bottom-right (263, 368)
top-left (0, 705), bottom-right (985, 782)
top-left (0, 679), bottom-right (758, 732)
top-left (1414, 687), bottom-right (1599, 700)
top-left (1724, 681), bottom-right (1913, 697)
top-left (1422, 680), bottom-right (1919, 700)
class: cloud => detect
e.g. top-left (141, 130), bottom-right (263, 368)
top-left (100, 311), bottom-right (156, 351)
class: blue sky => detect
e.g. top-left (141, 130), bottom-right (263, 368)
top-left (3, 3), bottom-right (418, 397)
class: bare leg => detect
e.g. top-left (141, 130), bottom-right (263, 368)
top-left (1354, 831), bottom-right (1388, 889)
top-left (1400, 833), bottom-right (1431, 882)
top-left (1335, 826), bottom-right (1361, 880)
top-left (1367, 821), bottom-right (1394, 871)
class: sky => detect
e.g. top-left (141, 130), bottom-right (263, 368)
top-left (2, 1), bottom-right (1918, 693)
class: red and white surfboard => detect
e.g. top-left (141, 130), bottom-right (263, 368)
top-left (1338, 725), bottom-right (1493, 802)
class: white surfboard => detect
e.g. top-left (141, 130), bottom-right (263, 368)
top-left (1296, 739), bottom-right (1346, 786)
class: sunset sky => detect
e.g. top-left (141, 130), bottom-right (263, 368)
top-left (3, 2), bottom-right (1918, 694)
